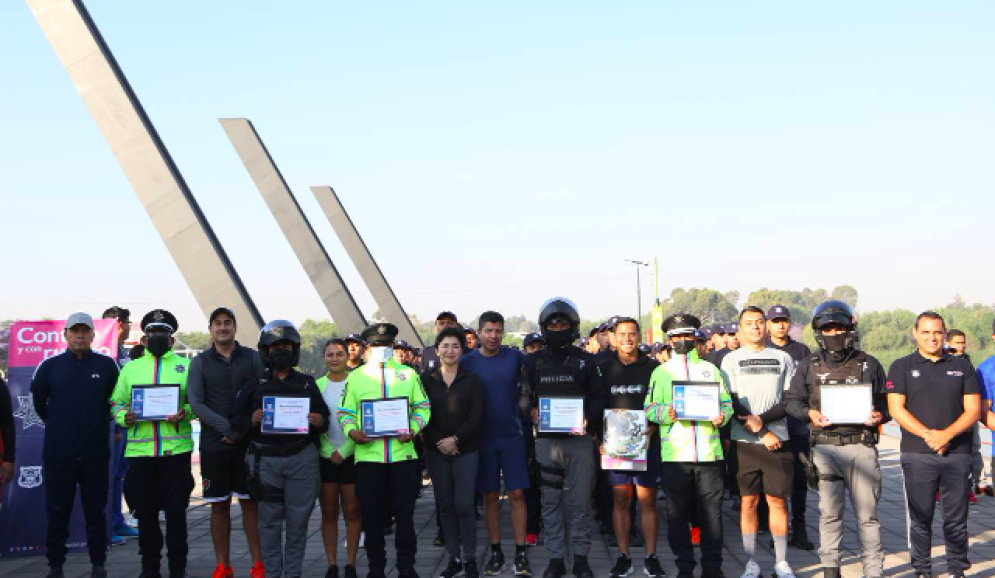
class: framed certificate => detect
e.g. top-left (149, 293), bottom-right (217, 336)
top-left (131, 385), bottom-right (181, 421)
top-left (538, 396), bottom-right (585, 434)
top-left (601, 409), bottom-right (648, 471)
top-left (672, 381), bottom-right (720, 421)
top-left (360, 397), bottom-right (411, 438)
top-left (262, 395), bottom-right (311, 434)
top-left (820, 383), bottom-right (872, 425)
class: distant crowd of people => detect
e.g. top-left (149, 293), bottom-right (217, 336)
top-left (1, 297), bottom-right (994, 578)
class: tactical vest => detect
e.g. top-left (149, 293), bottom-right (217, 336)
top-left (534, 350), bottom-right (586, 399)
top-left (809, 351), bottom-right (869, 434)
top-left (254, 375), bottom-right (314, 443)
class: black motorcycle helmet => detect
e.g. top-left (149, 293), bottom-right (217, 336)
top-left (811, 300), bottom-right (857, 353)
top-left (258, 319), bottom-right (302, 369)
top-left (538, 297), bottom-right (581, 341)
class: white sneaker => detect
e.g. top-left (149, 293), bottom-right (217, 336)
top-left (740, 559), bottom-right (761, 578)
top-left (773, 561), bottom-right (795, 578)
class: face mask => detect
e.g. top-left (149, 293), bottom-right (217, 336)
top-left (544, 328), bottom-right (573, 349)
top-left (268, 349), bottom-right (296, 370)
top-left (672, 338), bottom-right (695, 356)
top-left (369, 346), bottom-right (393, 363)
top-left (146, 334), bottom-right (171, 358)
top-left (821, 333), bottom-right (850, 358)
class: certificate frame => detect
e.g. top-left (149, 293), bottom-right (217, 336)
top-left (538, 396), bottom-right (586, 434)
top-left (360, 396), bottom-right (411, 438)
top-left (131, 384), bottom-right (181, 422)
top-left (820, 383), bottom-right (873, 425)
top-left (672, 381), bottom-right (720, 422)
top-left (261, 395), bottom-right (311, 435)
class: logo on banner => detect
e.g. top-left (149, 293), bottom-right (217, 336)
top-left (13, 396), bottom-right (45, 430)
top-left (18, 466), bottom-right (43, 489)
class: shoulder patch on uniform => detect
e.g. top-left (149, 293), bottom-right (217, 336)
top-left (398, 372), bottom-right (408, 381)
top-left (175, 365), bottom-right (185, 374)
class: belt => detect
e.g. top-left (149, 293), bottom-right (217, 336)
top-left (812, 432), bottom-right (864, 446)
top-left (249, 438), bottom-right (311, 457)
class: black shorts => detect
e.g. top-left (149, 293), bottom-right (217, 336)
top-left (319, 455), bottom-right (357, 485)
top-left (201, 446), bottom-right (251, 502)
top-left (730, 440), bottom-right (794, 498)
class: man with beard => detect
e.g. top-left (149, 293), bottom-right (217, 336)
top-left (188, 308), bottom-right (266, 578)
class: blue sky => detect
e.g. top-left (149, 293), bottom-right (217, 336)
top-left (1, 1), bottom-right (993, 329)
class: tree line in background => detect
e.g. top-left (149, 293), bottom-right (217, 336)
top-left (2, 286), bottom-right (993, 376)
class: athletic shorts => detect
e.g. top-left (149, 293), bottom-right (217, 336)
top-left (319, 455), bottom-right (357, 485)
top-left (606, 434), bottom-right (661, 488)
top-left (201, 446), bottom-right (251, 502)
top-left (730, 440), bottom-right (794, 498)
top-left (477, 436), bottom-right (531, 493)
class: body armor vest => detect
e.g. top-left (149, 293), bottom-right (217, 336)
top-left (809, 351), bottom-right (869, 434)
top-left (534, 349), bottom-right (586, 399)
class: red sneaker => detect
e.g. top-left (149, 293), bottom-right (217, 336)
top-left (970, 492), bottom-right (979, 505)
top-left (690, 526), bottom-right (701, 546)
top-left (211, 564), bottom-right (234, 578)
top-left (251, 561), bottom-right (266, 578)
top-left (525, 533), bottom-right (539, 547)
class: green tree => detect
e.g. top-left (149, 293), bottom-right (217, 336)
top-left (829, 285), bottom-right (859, 309)
top-left (659, 288), bottom-right (738, 324)
top-left (297, 319), bottom-right (340, 376)
top-left (175, 331), bottom-right (211, 352)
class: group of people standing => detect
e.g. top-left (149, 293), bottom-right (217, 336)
top-left (4, 294), bottom-right (993, 578)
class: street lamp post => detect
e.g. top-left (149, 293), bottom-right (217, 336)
top-left (624, 259), bottom-right (649, 323)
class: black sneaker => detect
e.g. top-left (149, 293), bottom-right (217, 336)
top-left (91, 566), bottom-right (107, 578)
top-left (484, 550), bottom-right (505, 575)
top-left (466, 561), bottom-right (480, 578)
top-left (789, 525), bottom-right (814, 551)
top-left (327, 565), bottom-right (340, 578)
top-left (345, 565), bottom-right (359, 578)
top-left (609, 554), bottom-right (634, 578)
top-left (368, 568), bottom-right (387, 578)
top-left (543, 559), bottom-right (566, 578)
top-left (643, 556), bottom-right (666, 578)
top-left (572, 555), bottom-right (594, 578)
top-left (514, 550), bottom-right (531, 576)
top-left (434, 531), bottom-right (446, 547)
top-left (441, 558), bottom-right (465, 578)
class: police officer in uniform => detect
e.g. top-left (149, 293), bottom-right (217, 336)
top-left (784, 301), bottom-right (888, 578)
top-left (231, 320), bottom-right (330, 578)
top-left (111, 309), bottom-right (196, 578)
top-left (518, 298), bottom-right (606, 578)
top-left (338, 323), bottom-right (432, 578)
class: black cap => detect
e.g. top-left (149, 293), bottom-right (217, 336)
top-left (766, 305), bottom-right (790, 321)
top-left (598, 322), bottom-right (611, 333)
top-left (361, 323), bottom-right (398, 346)
top-left (662, 313), bottom-right (701, 337)
top-left (436, 311), bottom-right (458, 322)
top-left (140, 309), bottom-right (178, 333)
top-left (394, 339), bottom-right (410, 350)
top-left (637, 343), bottom-right (651, 354)
top-left (588, 327), bottom-right (599, 338)
top-left (523, 332), bottom-right (545, 347)
top-left (209, 307), bottom-right (236, 326)
top-left (713, 323), bottom-right (726, 335)
top-left (725, 321), bottom-right (739, 334)
top-left (700, 326), bottom-right (714, 339)
top-left (102, 306), bottom-right (130, 323)
top-left (464, 327), bottom-right (477, 336)
top-left (343, 333), bottom-right (366, 345)
top-left (695, 330), bottom-right (706, 341)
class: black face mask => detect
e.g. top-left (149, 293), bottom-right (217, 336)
top-left (146, 334), bottom-right (171, 358)
top-left (268, 349), bottom-right (296, 370)
top-left (672, 338), bottom-right (696, 356)
top-left (821, 333), bottom-right (851, 359)
top-left (544, 328), bottom-right (573, 349)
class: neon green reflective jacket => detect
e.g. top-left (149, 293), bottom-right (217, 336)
top-left (337, 358), bottom-right (430, 464)
top-left (644, 350), bottom-right (733, 463)
top-left (111, 349), bottom-right (194, 458)
top-left (316, 376), bottom-right (355, 460)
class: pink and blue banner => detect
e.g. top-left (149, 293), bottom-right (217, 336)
top-left (0, 319), bottom-right (118, 557)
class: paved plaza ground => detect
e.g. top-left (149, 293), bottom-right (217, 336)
top-left (3, 435), bottom-right (995, 577)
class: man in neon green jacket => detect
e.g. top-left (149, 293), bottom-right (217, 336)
top-left (338, 323), bottom-right (430, 578)
top-left (645, 314), bottom-right (732, 578)
top-left (110, 309), bottom-right (195, 578)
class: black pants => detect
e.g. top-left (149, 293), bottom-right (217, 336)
top-left (44, 458), bottom-right (108, 569)
top-left (901, 452), bottom-right (972, 574)
top-left (524, 425), bottom-right (542, 534)
top-left (661, 462), bottom-right (724, 573)
top-left (789, 433), bottom-right (809, 526)
top-left (357, 460), bottom-right (421, 571)
top-left (124, 454), bottom-right (194, 574)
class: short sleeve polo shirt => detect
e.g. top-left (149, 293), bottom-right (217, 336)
top-left (886, 351), bottom-right (980, 454)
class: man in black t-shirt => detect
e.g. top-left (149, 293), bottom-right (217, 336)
top-left (887, 311), bottom-right (980, 578)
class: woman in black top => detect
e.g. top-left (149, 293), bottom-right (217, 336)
top-left (422, 327), bottom-right (484, 578)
